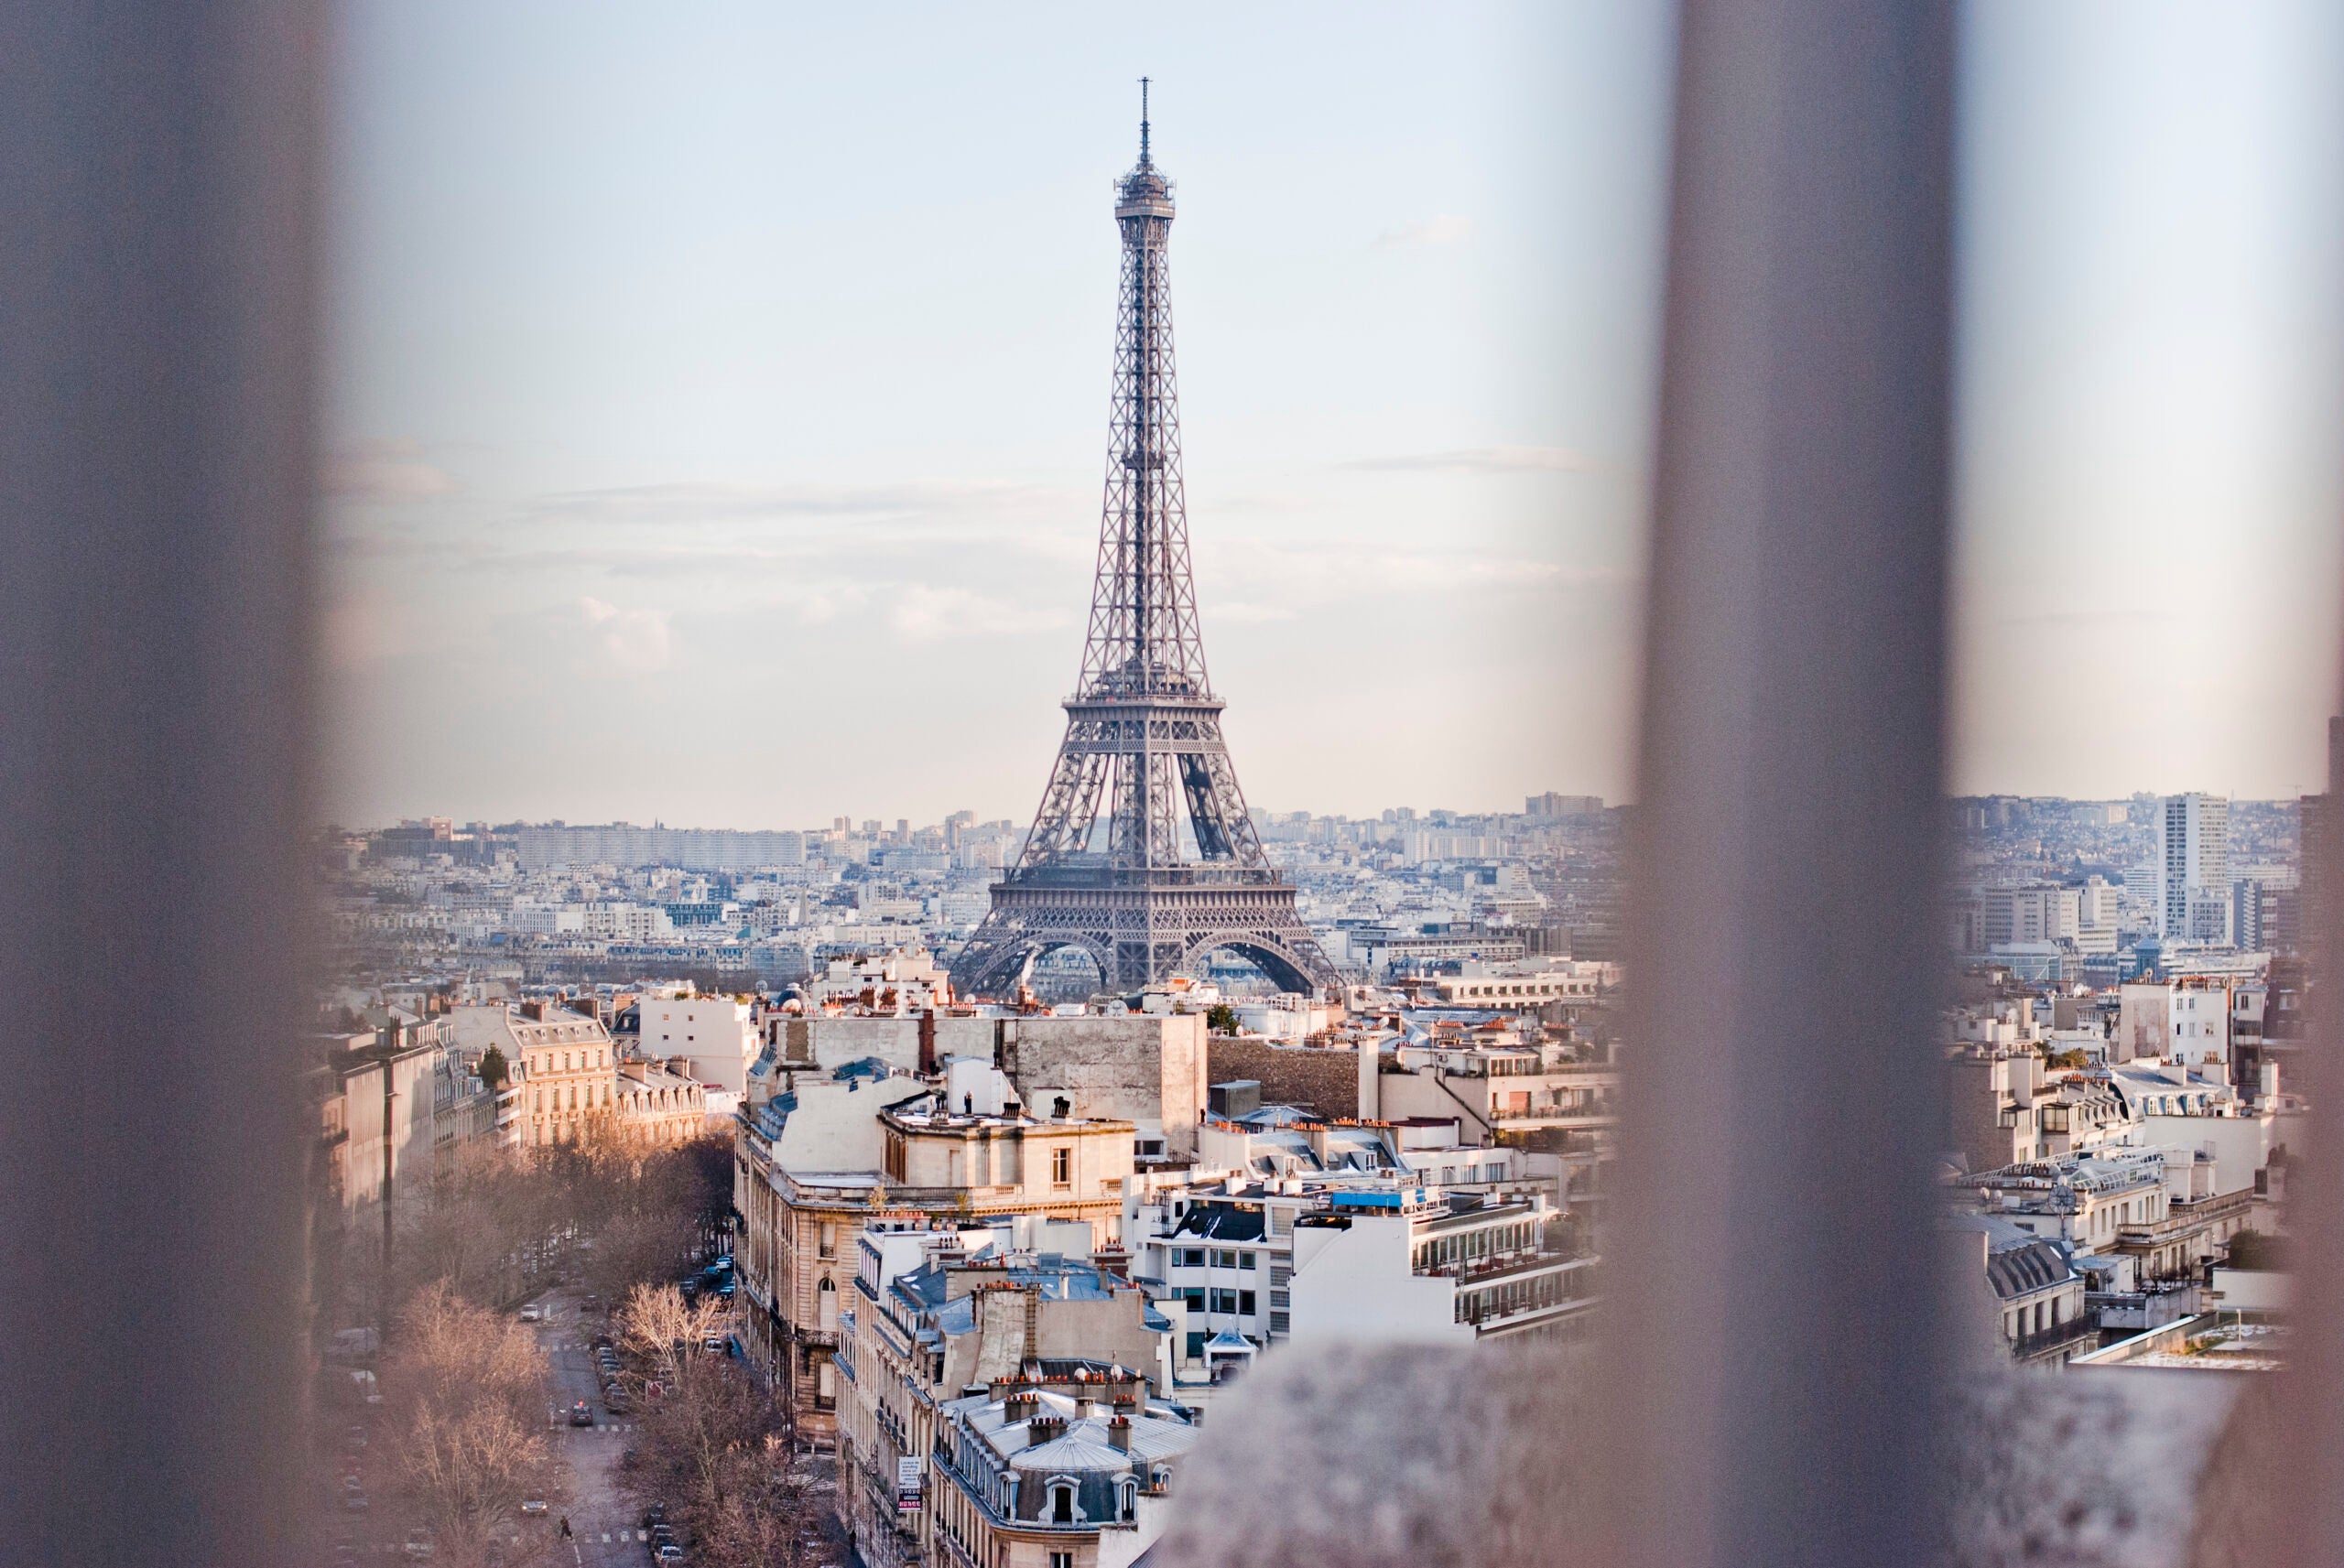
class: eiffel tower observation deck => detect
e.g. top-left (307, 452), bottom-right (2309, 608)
top-left (950, 88), bottom-right (1341, 1002)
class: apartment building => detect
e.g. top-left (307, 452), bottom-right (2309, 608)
top-left (836, 1229), bottom-right (1176, 1568)
top-left (450, 1000), bottom-right (619, 1147)
top-left (928, 1381), bottom-right (1197, 1568)
top-left (733, 1062), bottom-right (1135, 1443)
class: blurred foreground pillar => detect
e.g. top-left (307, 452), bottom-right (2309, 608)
top-left (1601, 5), bottom-right (1958, 1567)
top-left (0, 5), bottom-right (322, 1566)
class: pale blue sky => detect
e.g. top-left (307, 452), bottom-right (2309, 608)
top-left (324, 2), bottom-right (2344, 828)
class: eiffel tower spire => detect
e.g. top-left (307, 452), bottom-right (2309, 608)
top-left (949, 99), bottom-right (1340, 1001)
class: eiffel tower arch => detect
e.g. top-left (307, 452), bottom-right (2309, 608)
top-left (950, 86), bottom-right (1340, 1003)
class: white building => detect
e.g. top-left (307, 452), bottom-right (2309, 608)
top-left (2158, 794), bottom-right (2230, 942)
top-left (2116, 979), bottom-right (2231, 1068)
top-left (641, 993), bottom-right (758, 1097)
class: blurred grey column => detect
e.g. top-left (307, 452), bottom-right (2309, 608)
top-left (1601, 4), bottom-right (1956, 1568)
top-left (0, 5), bottom-right (321, 1567)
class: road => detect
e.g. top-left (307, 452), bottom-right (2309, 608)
top-left (529, 1286), bottom-right (654, 1568)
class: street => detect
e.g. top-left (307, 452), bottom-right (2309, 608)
top-left (531, 1286), bottom-right (651, 1568)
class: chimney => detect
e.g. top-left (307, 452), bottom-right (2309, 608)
top-left (1001, 1388), bottom-right (1040, 1423)
top-left (1027, 1414), bottom-right (1068, 1445)
top-left (1107, 1414), bottom-right (1132, 1451)
top-left (919, 1008), bottom-right (938, 1076)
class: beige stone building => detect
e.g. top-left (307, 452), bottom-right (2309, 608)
top-left (735, 1065), bottom-right (1135, 1444)
top-left (614, 1056), bottom-right (711, 1145)
top-left (452, 1000), bottom-right (618, 1147)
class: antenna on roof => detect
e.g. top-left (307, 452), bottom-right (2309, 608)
top-left (1139, 75), bottom-right (1151, 166)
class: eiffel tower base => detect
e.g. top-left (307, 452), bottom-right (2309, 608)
top-left (950, 871), bottom-right (1340, 1000)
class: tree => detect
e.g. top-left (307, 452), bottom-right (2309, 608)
top-left (477, 1044), bottom-right (508, 1092)
top-left (382, 1282), bottom-right (557, 1565)
top-left (1207, 1003), bottom-right (1240, 1034)
top-left (2225, 1229), bottom-right (2289, 1271)
top-left (615, 1281), bottom-right (732, 1386)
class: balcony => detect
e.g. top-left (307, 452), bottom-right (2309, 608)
top-left (2009, 1315), bottom-right (2100, 1362)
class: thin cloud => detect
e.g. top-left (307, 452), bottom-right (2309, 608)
top-left (1343, 445), bottom-right (1616, 477)
top-left (888, 584), bottom-right (1069, 644)
top-left (1373, 214), bottom-right (1474, 250)
top-left (581, 596), bottom-right (676, 673)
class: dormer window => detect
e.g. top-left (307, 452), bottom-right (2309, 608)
top-left (1119, 1478), bottom-right (1138, 1521)
top-left (1048, 1480), bottom-right (1079, 1524)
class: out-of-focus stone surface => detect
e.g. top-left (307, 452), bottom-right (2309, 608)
top-left (1145, 1342), bottom-right (1590, 1568)
top-left (1145, 1343), bottom-right (2244, 1567)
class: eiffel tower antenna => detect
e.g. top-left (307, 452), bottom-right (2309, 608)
top-left (950, 99), bottom-right (1340, 1002)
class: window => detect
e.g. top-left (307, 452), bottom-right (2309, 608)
top-left (1238, 1250), bottom-right (1256, 1271)
top-left (1210, 1288), bottom-right (1237, 1314)
top-left (1050, 1554), bottom-right (1074, 1568)
top-left (1211, 1249), bottom-right (1236, 1269)
top-left (1238, 1290), bottom-right (1256, 1315)
top-left (1120, 1479), bottom-right (1138, 1522)
top-left (1181, 1287), bottom-right (1205, 1313)
top-left (1049, 1482), bottom-right (1077, 1525)
top-left (1176, 1247), bottom-right (1205, 1267)
top-left (1051, 1146), bottom-right (1070, 1185)
top-left (819, 1221), bottom-right (836, 1259)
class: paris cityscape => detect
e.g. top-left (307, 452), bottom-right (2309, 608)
top-left (304, 93), bottom-right (2329, 1568)
top-left (283, 5), bottom-right (2344, 1556)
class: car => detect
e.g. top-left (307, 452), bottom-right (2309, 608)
top-left (569, 1400), bottom-right (594, 1427)
top-left (520, 1500), bottom-right (548, 1518)
top-left (341, 1493), bottom-right (368, 1513)
top-left (342, 1474), bottom-right (364, 1492)
top-left (604, 1390), bottom-right (632, 1415)
top-left (655, 1545), bottom-right (684, 1563)
top-left (518, 1304), bottom-right (542, 1324)
top-left (640, 1503), bottom-right (666, 1529)
top-left (678, 1280), bottom-right (699, 1302)
top-left (403, 1528), bottom-right (435, 1557)
top-left (342, 1425), bottom-right (368, 1451)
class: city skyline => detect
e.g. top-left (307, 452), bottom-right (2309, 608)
top-left (326, 2), bottom-right (2344, 831)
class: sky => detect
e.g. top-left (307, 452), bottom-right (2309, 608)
top-left (324, 2), bottom-right (2344, 831)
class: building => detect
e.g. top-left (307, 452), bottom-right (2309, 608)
top-left (2116, 979), bottom-right (2231, 1068)
top-left (1286, 1187), bottom-right (1594, 1348)
top-left (1363, 1033), bottom-right (1620, 1150)
top-left (1525, 793), bottom-right (1604, 820)
top-left (450, 1000), bottom-right (619, 1147)
top-left (733, 1059), bottom-right (1138, 1443)
top-left (1947, 1215), bottom-right (2094, 1366)
top-left (928, 1379), bottom-right (1197, 1568)
top-left (2157, 794), bottom-right (2230, 942)
top-left (836, 1227), bottom-right (1180, 1568)
top-left (613, 1057), bottom-right (711, 1145)
top-left (640, 993), bottom-right (758, 1098)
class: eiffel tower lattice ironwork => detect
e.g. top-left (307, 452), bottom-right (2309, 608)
top-left (950, 89), bottom-right (1340, 1001)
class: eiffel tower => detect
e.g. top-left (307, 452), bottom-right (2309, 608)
top-left (950, 87), bottom-right (1340, 1001)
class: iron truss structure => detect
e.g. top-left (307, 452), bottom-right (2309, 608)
top-left (951, 92), bottom-right (1340, 1001)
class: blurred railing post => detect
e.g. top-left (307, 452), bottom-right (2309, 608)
top-left (1601, 4), bottom-right (1957, 1567)
top-left (0, 5), bottom-right (321, 1566)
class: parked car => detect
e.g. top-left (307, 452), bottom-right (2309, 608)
top-left (640, 1503), bottom-right (666, 1529)
top-left (342, 1425), bottom-right (367, 1451)
top-left (518, 1303), bottom-right (542, 1324)
top-left (341, 1493), bottom-right (368, 1513)
top-left (569, 1400), bottom-right (594, 1427)
top-left (604, 1389), bottom-right (632, 1415)
top-left (402, 1528), bottom-right (435, 1557)
top-left (655, 1544), bottom-right (684, 1563)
